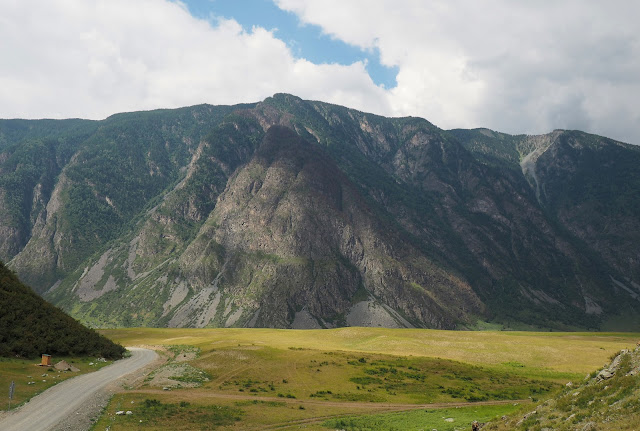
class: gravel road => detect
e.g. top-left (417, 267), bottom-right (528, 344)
top-left (0, 347), bottom-right (157, 431)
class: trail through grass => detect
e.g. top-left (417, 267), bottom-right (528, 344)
top-left (91, 328), bottom-right (638, 430)
top-left (323, 404), bottom-right (521, 431)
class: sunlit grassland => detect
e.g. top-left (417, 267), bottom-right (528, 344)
top-left (95, 391), bottom-right (392, 431)
top-left (100, 327), bottom-right (638, 375)
top-left (95, 391), bottom-right (522, 431)
top-left (92, 328), bottom-right (638, 430)
top-left (324, 404), bottom-right (523, 431)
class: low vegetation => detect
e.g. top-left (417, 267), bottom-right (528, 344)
top-left (324, 404), bottom-right (521, 431)
top-left (145, 345), bottom-right (211, 389)
top-left (484, 347), bottom-right (640, 430)
top-left (100, 327), bottom-right (636, 375)
top-left (89, 327), bottom-right (638, 430)
top-left (99, 397), bottom-right (243, 430)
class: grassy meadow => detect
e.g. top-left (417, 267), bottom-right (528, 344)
top-left (0, 356), bottom-right (114, 411)
top-left (88, 327), bottom-right (639, 430)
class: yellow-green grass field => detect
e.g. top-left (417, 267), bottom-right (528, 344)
top-left (101, 327), bottom-right (638, 375)
top-left (0, 356), bottom-right (114, 411)
top-left (89, 328), bottom-right (639, 430)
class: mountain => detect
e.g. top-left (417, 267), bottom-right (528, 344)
top-left (0, 94), bottom-right (638, 330)
top-left (451, 128), bottom-right (640, 282)
top-left (0, 260), bottom-right (125, 358)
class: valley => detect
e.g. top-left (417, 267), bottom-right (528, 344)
top-left (90, 327), bottom-right (638, 430)
top-left (2, 94), bottom-right (639, 428)
top-left (2, 2), bottom-right (638, 429)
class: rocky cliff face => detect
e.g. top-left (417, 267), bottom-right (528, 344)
top-left (175, 125), bottom-right (482, 329)
top-left (1, 95), bottom-right (638, 329)
top-left (532, 132), bottom-right (640, 284)
top-left (453, 127), bottom-right (640, 324)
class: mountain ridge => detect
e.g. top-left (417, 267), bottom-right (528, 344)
top-left (1, 94), bottom-right (638, 330)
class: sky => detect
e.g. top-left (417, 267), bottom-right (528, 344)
top-left (1, 0), bottom-right (639, 144)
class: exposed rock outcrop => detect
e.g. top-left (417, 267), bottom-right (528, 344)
top-left (1, 95), bottom-right (638, 329)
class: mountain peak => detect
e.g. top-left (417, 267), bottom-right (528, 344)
top-left (1, 97), bottom-right (638, 330)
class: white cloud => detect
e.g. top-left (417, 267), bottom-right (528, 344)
top-left (276, 0), bottom-right (640, 144)
top-left (1, 0), bottom-right (639, 145)
top-left (0, 0), bottom-right (388, 120)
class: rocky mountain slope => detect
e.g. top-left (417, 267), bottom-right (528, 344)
top-left (451, 128), bottom-right (640, 289)
top-left (0, 94), bottom-right (638, 329)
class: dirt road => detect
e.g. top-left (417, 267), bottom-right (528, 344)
top-left (0, 347), bottom-right (157, 431)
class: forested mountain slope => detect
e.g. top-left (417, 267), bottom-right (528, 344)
top-left (0, 261), bottom-right (124, 358)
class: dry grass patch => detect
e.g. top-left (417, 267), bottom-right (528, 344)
top-left (100, 327), bottom-right (639, 375)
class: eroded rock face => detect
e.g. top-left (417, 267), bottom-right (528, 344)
top-left (175, 125), bottom-right (482, 328)
top-left (1, 95), bottom-right (638, 329)
top-left (596, 349), bottom-right (636, 381)
top-left (533, 133), bottom-right (640, 283)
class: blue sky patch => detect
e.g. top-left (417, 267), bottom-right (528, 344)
top-left (180, 0), bottom-right (398, 88)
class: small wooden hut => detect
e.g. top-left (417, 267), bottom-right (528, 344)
top-left (41, 354), bottom-right (52, 366)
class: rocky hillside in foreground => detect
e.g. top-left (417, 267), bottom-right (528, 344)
top-left (485, 346), bottom-right (640, 430)
top-left (0, 261), bottom-right (125, 358)
top-left (0, 94), bottom-right (639, 330)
